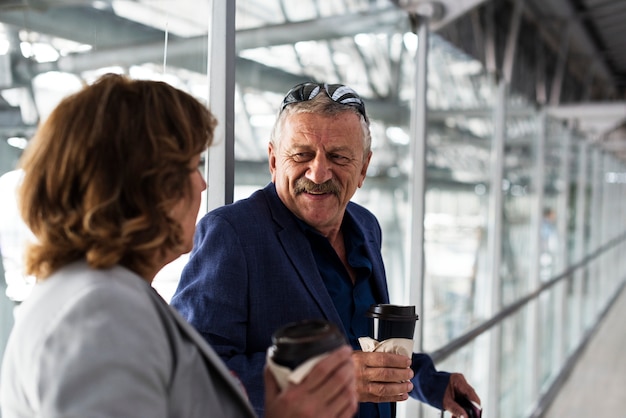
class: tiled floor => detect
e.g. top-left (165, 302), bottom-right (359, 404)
top-left (543, 284), bottom-right (626, 417)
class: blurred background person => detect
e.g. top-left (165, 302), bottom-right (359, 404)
top-left (539, 207), bottom-right (559, 281)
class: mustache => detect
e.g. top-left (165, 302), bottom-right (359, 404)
top-left (294, 178), bottom-right (341, 195)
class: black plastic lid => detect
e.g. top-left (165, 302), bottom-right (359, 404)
top-left (270, 320), bottom-right (346, 369)
top-left (366, 304), bottom-right (419, 321)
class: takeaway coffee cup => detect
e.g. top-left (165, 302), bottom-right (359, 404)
top-left (268, 319), bottom-right (347, 369)
top-left (366, 304), bottom-right (419, 341)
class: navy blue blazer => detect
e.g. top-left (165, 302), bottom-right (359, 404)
top-left (171, 183), bottom-right (449, 417)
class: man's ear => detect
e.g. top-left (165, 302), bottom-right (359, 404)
top-left (358, 150), bottom-right (372, 188)
top-left (268, 142), bottom-right (277, 181)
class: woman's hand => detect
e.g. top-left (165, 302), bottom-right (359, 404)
top-left (264, 345), bottom-right (358, 418)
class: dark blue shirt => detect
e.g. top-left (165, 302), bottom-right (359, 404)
top-left (298, 214), bottom-right (391, 418)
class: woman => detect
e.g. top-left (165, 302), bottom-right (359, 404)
top-left (0, 74), bottom-right (357, 418)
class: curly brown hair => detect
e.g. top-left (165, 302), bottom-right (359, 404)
top-left (18, 73), bottom-right (217, 280)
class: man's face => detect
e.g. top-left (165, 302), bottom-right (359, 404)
top-left (269, 111), bottom-right (371, 236)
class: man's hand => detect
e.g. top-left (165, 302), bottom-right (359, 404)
top-left (351, 351), bottom-right (414, 403)
top-left (264, 346), bottom-right (358, 418)
top-left (441, 373), bottom-right (481, 418)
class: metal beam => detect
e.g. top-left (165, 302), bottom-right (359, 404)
top-left (502, 0), bottom-right (523, 83)
top-left (205, 0), bottom-right (236, 209)
top-left (0, 5), bottom-right (167, 47)
top-left (549, 22), bottom-right (572, 106)
top-left (484, 0), bottom-right (497, 76)
top-left (546, 102), bottom-right (626, 136)
top-left (521, 0), bottom-right (615, 95)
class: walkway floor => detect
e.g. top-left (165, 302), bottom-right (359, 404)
top-left (543, 284), bottom-right (626, 417)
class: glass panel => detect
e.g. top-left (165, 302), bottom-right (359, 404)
top-left (540, 121), bottom-right (570, 390)
top-left (0, 1), bottom-right (214, 300)
top-left (541, 118), bottom-right (566, 280)
top-left (600, 155), bottom-right (623, 303)
top-left (569, 136), bottom-right (590, 350)
top-left (421, 333), bottom-right (490, 418)
top-left (538, 283), bottom-right (561, 388)
top-left (567, 137), bottom-right (582, 265)
top-left (501, 106), bottom-right (538, 306)
top-left (422, 36), bottom-right (495, 351)
top-left (581, 147), bottom-right (598, 330)
top-left (499, 309), bottom-right (531, 418)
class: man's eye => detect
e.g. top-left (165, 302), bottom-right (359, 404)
top-left (292, 153), bottom-right (314, 162)
top-left (330, 154), bottom-right (351, 165)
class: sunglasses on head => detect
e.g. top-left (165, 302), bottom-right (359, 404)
top-left (279, 82), bottom-right (368, 123)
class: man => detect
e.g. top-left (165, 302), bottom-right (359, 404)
top-left (171, 82), bottom-right (480, 418)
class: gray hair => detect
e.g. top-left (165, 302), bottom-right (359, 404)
top-left (269, 93), bottom-right (372, 159)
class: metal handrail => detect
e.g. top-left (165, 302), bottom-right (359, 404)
top-left (429, 232), bottom-right (626, 363)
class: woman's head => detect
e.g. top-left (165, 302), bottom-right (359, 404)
top-left (19, 73), bottom-right (217, 280)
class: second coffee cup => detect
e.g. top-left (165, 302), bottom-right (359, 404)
top-left (366, 304), bottom-right (419, 341)
top-left (268, 319), bottom-right (346, 369)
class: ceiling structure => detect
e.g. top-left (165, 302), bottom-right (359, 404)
top-left (520, 0), bottom-right (626, 155)
top-left (0, 0), bottom-right (625, 163)
top-left (569, 0), bottom-right (626, 94)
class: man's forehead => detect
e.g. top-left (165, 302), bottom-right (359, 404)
top-left (282, 114), bottom-right (363, 141)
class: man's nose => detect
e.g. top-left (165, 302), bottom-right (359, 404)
top-left (305, 154), bottom-right (333, 184)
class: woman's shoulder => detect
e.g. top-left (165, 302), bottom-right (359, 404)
top-left (16, 262), bottom-right (157, 333)
top-left (6, 261), bottom-right (169, 379)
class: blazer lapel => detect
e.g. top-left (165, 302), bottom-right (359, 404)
top-left (263, 185), bottom-right (344, 329)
